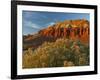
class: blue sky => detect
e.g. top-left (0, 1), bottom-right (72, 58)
top-left (22, 11), bottom-right (90, 35)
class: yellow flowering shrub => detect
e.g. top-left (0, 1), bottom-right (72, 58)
top-left (23, 38), bottom-right (89, 68)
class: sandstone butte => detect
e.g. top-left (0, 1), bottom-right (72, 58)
top-left (38, 19), bottom-right (89, 43)
top-left (23, 19), bottom-right (89, 50)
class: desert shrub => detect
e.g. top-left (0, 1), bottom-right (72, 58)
top-left (23, 38), bottom-right (89, 68)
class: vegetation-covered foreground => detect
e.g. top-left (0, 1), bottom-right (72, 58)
top-left (23, 38), bottom-right (89, 68)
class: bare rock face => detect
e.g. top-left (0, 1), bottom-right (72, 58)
top-left (23, 19), bottom-right (89, 50)
top-left (39, 19), bottom-right (89, 43)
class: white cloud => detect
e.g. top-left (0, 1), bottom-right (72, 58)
top-left (24, 20), bottom-right (41, 29)
top-left (49, 22), bottom-right (55, 25)
top-left (47, 22), bottom-right (55, 26)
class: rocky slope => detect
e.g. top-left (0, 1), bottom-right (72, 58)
top-left (23, 19), bottom-right (89, 50)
